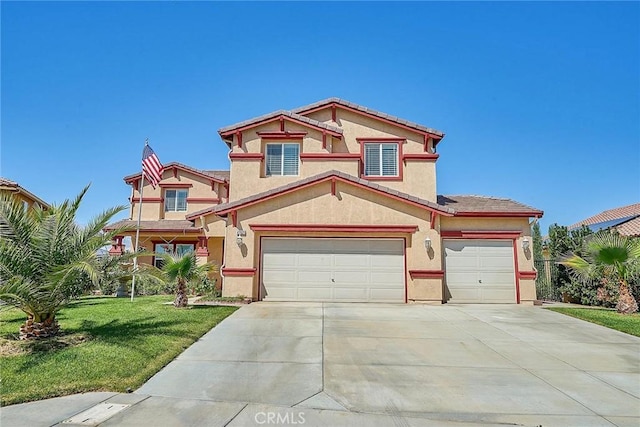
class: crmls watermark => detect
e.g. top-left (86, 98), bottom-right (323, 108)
top-left (254, 411), bottom-right (306, 425)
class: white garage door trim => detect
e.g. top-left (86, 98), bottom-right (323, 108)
top-left (259, 237), bottom-right (406, 302)
top-left (443, 239), bottom-right (518, 304)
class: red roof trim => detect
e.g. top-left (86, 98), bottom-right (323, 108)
top-left (124, 164), bottom-right (227, 185)
top-left (409, 270), bottom-right (445, 279)
top-left (441, 230), bottom-right (522, 239)
top-left (212, 175), bottom-right (453, 217)
top-left (187, 197), bottom-right (220, 203)
top-left (249, 224), bottom-right (418, 233)
top-left (454, 211), bottom-right (543, 218)
top-left (221, 114), bottom-right (343, 139)
top-left (301, 103), bottom-right (442, 139)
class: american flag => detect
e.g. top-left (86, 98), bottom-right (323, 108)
top-left (142, 143), bottom-right (163, 188)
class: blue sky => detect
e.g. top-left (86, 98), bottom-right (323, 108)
top-left (2, 1), bottom-right (638, 234)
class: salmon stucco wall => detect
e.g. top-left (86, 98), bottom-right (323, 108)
top-left (220, 180), bottom-right (443, 301)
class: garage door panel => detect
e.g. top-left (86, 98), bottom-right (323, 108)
top-left (261, 238), bottom-right (404, 302)
top-left (444, 239), bottom-right (516, 304)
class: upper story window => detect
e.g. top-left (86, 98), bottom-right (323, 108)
top-left (364, 143), bottom-right (399, 177)
top-left (266, 143), bottom-right (299, 176)
top-left (165, 189), bottom-right (188, 212)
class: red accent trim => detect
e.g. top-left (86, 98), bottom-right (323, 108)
top-left (236, 132), bottom-right (242, 149)
top-left (430, 213), bottom-right (437, 229)
top-left (518, 271), bottom-right (537, 280)
top-left (221, 114), bottom-right (342, 139)
top-left (409, 270), bottom-right (445, 279)
top-left (322, 131), bottom-right (327, 149)
top-left (222, 267), bottom-right (256, 277)
top-left (359, 140), bottom-right (404, 182)
top-left (331, 104), bottom-right (336, 122)
top-left (513, 240), bottom-right (521, 304)
top-left (424, 135), bottom-right (429, 152)
top-left (124, 164), bottom-right (227, 185)
top-left (249, 224), bottom-right (418, 233)
top-left (130, 197), bottom-right (164, 203)
top-left (402, 153), bottom-right (439, 162)
top-left (139, 228), bottom-right (201, 233)
top-left (187, 197), bottom-right (220, 203)
top-left (172, 168), bottom-right (177, 178)
top-left (215, 174), bottom-right (453, 217)
top-left (109, 235), bottom-right (124, 255)
top-left (301, 103), bottom-right (443, 141)
top-left (299, 153), bottom-right (360, 160)
top-left (455, 212), bottom-right (544, 218)
top-left (196, 236), bottom-right (209, 256)
top-left (403, 237), bottom-right (408, 303)
top-left (440, 230), bottom-right (522, 239)
top-left (231, 210), bottom-right (238, 227)
top-left (257, 131), bottom-right (307, 140)
top-left (356, 137), bottom-right (407, 143)
top-left (279, 117), bottom-right (285, 132)
top-left (229, 153), bottom-right (265, 160)
top-left (331, 178), bottom-right (336, 196)
top-left (159, 183), bottom-right (193, 188)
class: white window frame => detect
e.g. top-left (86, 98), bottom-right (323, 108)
top-left (164, 189), bottom-right (188, 212)
top-left (363, 142), bottom-right (399, 177)
top-left (153, 243), bottom-right (195, 268)
top-left (265, 143), bottom-right (300, 176)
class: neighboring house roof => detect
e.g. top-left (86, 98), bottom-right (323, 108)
top-left (104, 219), bottom-right (200, 233)
top-left (291, 97), bottom-right (445, 140)
top-left (123, 162), bottom-right (229, 184)
top-left (187, 170), bottom-right (456, 220)
top-left (0, 177), bottom-right (50, 208)
top-left (569, 203), bottom-right (640, 236)
top-left (218, 110), bottom-right (343, 142)
top-left (437, 195), bottom-right (544, 218)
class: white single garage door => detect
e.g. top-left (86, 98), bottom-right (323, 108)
top-left (443, 240), bottom-right (516, 303)
top-left (261, 238), bottom-right (405, 302)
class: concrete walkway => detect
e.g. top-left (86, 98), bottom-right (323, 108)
top-left (2, 303), bottom-right (639, 426)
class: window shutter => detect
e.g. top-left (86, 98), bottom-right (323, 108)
top-left (364, 144), bottom-right (381, 176)
top-left (283, 144), bottom-right (299, 175)
top-left (381, 144), bottom-right (398, 176)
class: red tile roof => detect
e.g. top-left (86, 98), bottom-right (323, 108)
top-left (123, 162), bottom-right (229, 184)
top-left (437, 195), bottom-right (544, 217)
top-left (104, 219), bottom-right (200, 233)
top-left (616, 216), bottom-right (640, 237)
top-left (570, 203), bottom-right (640, 229)
top-left (187, 170), bottom-right (456, 220)
top-left (0, 177), bottom-right (50, 208)
top-left (292, 98), bottom-right (445, 139)
top-left (218, 110), bottom-right (343, 140)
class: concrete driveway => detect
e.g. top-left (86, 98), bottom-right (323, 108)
top-left (3, 303), bottom-right (639, 426)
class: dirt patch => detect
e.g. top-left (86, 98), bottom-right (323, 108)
top-left (0, 333), bottom-right (91, 357)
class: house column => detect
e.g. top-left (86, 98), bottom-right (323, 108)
top-left (195, 236), bottom-right (209, 266)
top-left (108, 236), bottom-right (124, 256)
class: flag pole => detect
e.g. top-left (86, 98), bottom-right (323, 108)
top-left (131, 139), bottom-right (148, 302)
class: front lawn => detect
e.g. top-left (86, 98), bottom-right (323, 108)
top-left (546, 306), bottom-right (640, 337)
top-left (0, 296), bottom-right (237, 406)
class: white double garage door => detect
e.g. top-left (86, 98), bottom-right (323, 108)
top-left (260, 238), bottom-right (516, 303)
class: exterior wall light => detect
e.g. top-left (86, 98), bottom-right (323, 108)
top-left (424, 237), bottom-right (432, 250)
top-left (236, 230), bottom-right (246, 246)
top-left (522, 237), bottom-right (530, 250)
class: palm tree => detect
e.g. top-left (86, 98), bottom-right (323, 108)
top-left (0, 186), bottom-right (129, 339)
top-left (159, 252), bottom-right (214, 308)
top-left (560, 232), bottom-right (640, 314)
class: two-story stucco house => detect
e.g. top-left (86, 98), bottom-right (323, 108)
top-left (106, 98), bottom-right (543, 304)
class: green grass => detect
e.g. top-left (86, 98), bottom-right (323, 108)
top-left (0, 296), bottom-right (237, 406)
top-left (546, 307), bottom-right (640, 337)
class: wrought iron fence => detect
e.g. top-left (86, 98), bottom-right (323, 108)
top-left (534, 258), bottom-right (562, 301)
